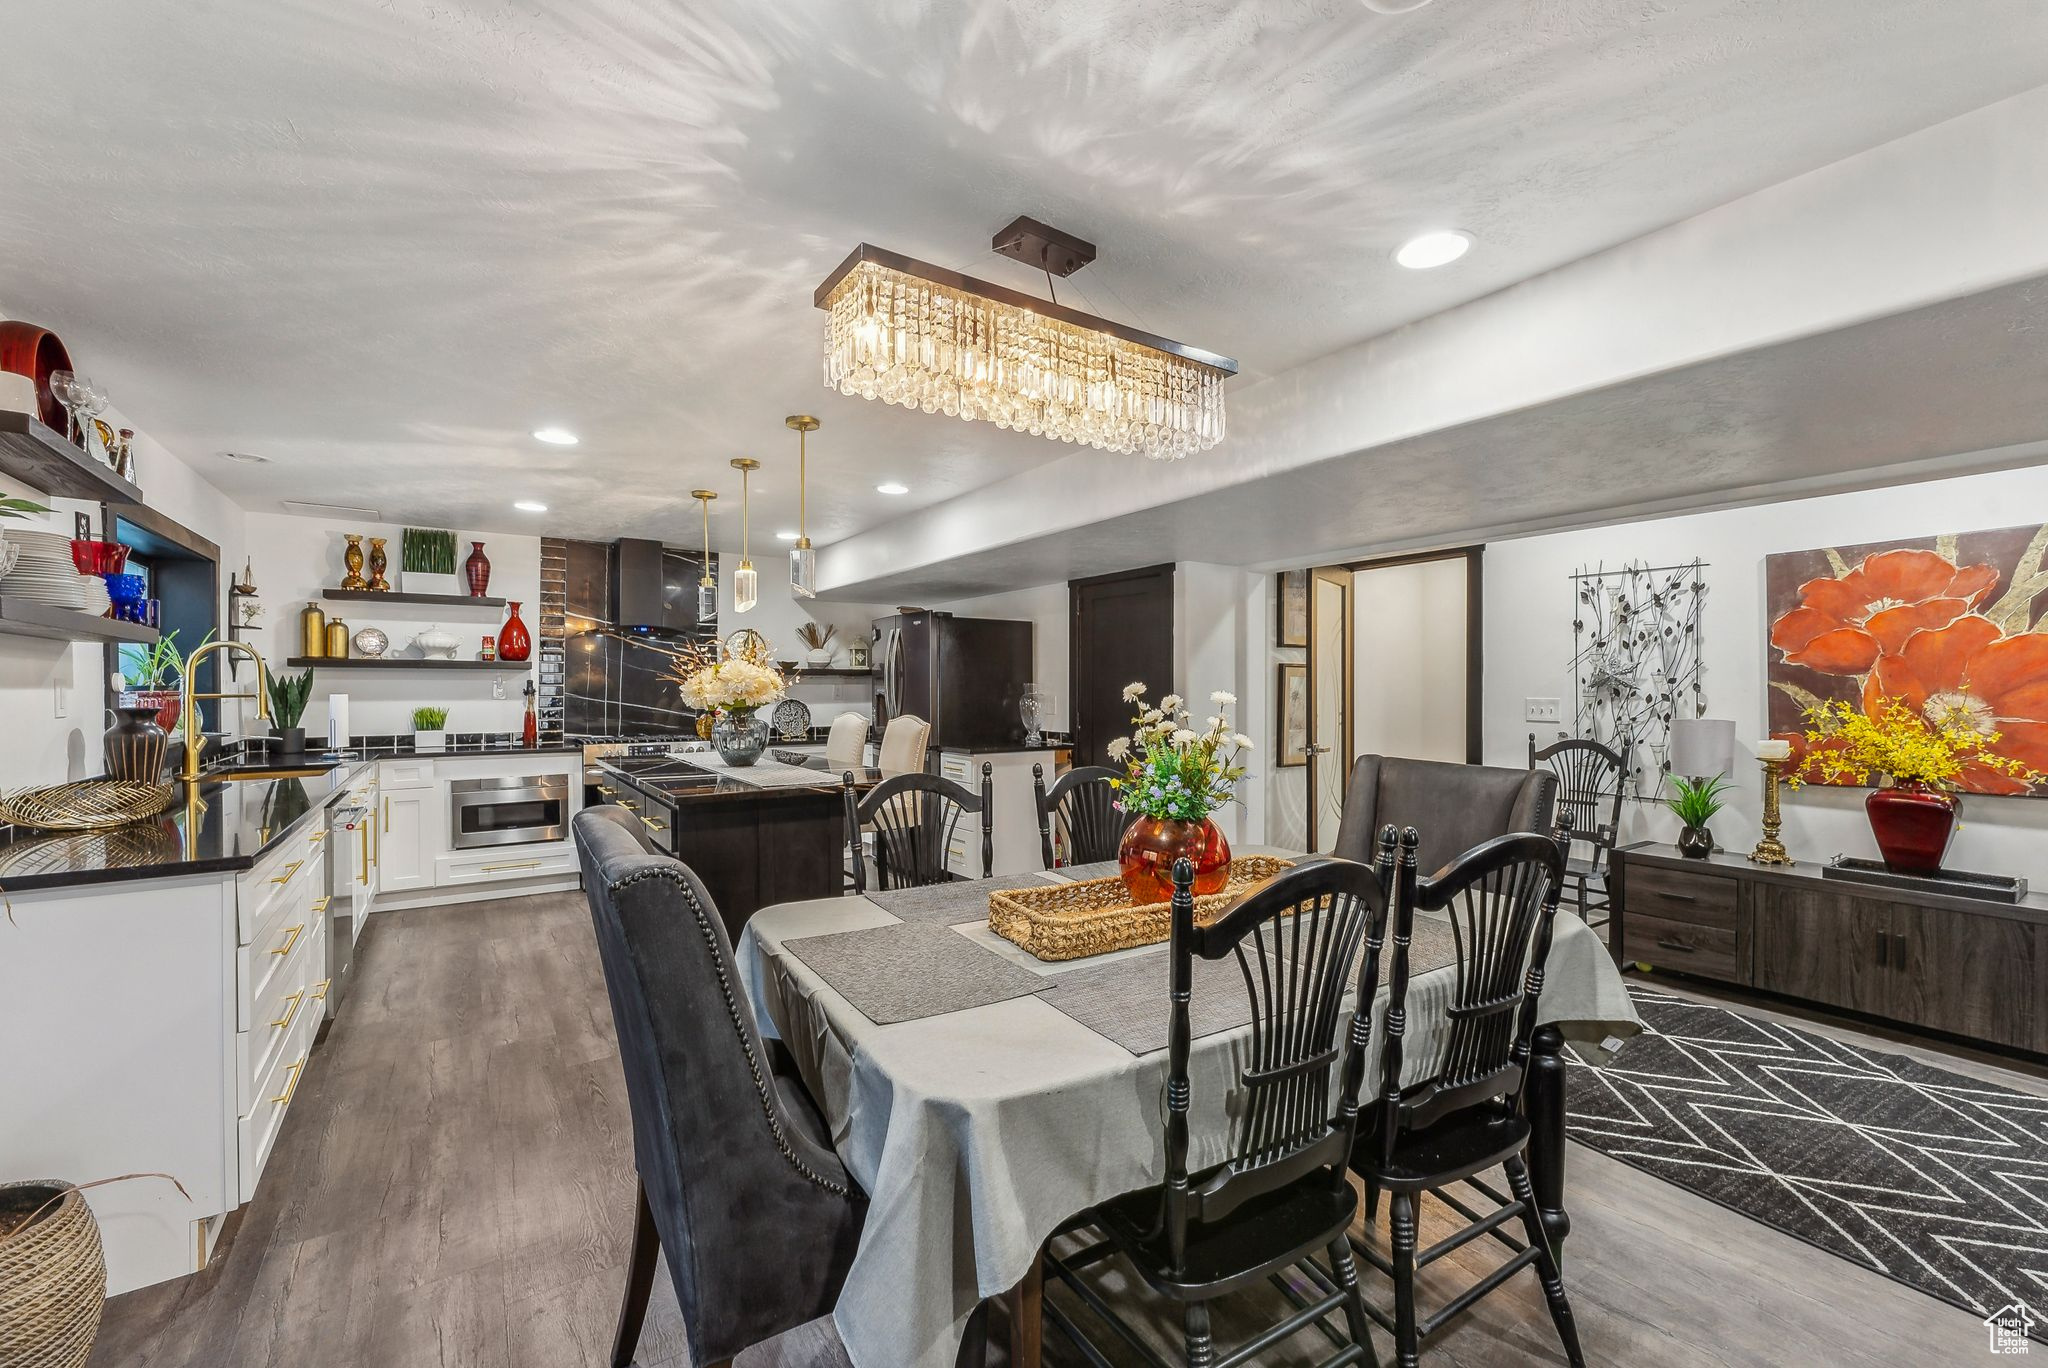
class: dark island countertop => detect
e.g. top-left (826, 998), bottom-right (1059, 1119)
top-left (0, 759), bottom-right (374, 894)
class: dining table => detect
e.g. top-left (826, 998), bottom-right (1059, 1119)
top-left (734, 847), bottom-right (1642, 1368)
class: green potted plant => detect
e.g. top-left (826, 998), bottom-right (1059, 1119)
top-left (264, 667), bottom-right (316, 756)
top-left (400, 527), bottom-right (459, 596)
top-left (118, 629), bottom-right (199, 732)
top-left (412, 705), bottom-right (449, 753)
top-left (1664, 773), bottom-right (1732, 858)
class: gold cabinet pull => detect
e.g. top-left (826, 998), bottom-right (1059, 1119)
top-left (270, 923), bottom-right (305, 957)
top-left (383, 796), bottom-right (390, 833)
top-left (307, 829), bottom-right (328, 844)
top-left (270, 860), bottom-right (304, 886)
top-left (309, 895), bottom-right (331, 913)
top-left (480, 859), bottom-right (542, 874)
top-left (269, 990), bottom-right (305, 1031)
top-left (639, 816), bottom-right (666, 832)
top-left (270, 1059), bottom-right (305, 1108)
top-left (310, 978), bottom-right (331, 1002)
top-left (597, 783), bottom-right (617, 796)
top-left (359, 824), bottom-right (370, 882)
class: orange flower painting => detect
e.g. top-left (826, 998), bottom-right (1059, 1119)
top-left (1766, 524), bottom-right (2048, 797)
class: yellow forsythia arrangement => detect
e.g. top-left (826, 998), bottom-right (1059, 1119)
top-left (1793, 696), bottom-right (2039, 791)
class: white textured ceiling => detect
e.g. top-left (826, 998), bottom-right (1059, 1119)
top-left (1, 1), bottom-right (2045, 549)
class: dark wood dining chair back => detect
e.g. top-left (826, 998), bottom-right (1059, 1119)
top-left (1528, 734), bottom-right (1627, 925)
top-left (573, 805), bottom-right (866, 1368)
top-left (1031, 763), bottom-right (1128, 869)
top-left (844, 762), bottom-right (992, 892)
top-left (1372, 826), bottom-right (1568, 1156)
top-left (1162, 854), bottom-right (1386, 1267)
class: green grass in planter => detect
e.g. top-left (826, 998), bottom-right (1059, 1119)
top-left (412, 706), bottom-right (450, 731)
top-left (401, 528), bottom-right (457, 576)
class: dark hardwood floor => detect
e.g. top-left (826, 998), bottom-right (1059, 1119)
top-left (91, 895), bottom-right (2028, 1367)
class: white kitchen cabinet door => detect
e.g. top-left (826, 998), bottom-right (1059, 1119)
top-left (379, 789), bottom-right (433, 892)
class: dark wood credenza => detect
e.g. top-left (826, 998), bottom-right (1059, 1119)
top-left (1611, 843), bottom-right (2048, 1056)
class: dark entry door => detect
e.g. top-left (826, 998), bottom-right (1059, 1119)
top-left (1069, 564), bottom-right (1176, 768)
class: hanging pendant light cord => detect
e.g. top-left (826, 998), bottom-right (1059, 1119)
top-left (798, 429), bottom-right (807, 542)
top-left (741, 467), bottom-right (750, 563)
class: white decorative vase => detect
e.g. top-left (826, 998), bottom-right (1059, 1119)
top-left (413, 729), bottom-right (446, 753)
top-left (807, 647), bottom-right (833, 667)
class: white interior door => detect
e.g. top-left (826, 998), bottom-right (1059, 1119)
top-left (1306, 567), bottom-right (1352, 852)
top-left (1351, 554), bottom-right (1472, 764)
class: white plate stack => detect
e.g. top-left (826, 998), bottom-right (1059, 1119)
top-left (1, 530), bottom-right (92, 609)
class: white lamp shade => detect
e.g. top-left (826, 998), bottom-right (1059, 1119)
top-left (790, 544), bottom-right (816, 599)
top-left (1669, 717), bottom-right (1736, 777)
top-left (732, 561), bottom-right (758, 614)
top-left (696, 578), bottom-right (718, 621)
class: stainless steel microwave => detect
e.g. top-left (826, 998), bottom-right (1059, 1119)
top-left (448, 774), bottom-right (569, 850)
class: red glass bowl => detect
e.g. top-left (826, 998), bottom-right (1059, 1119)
top-left (70, 539), bottom-right (130, 575)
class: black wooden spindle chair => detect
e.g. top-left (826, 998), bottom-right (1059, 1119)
top-left (1045, 856), bottom-right (1388, 1368)
top-left (1031, 762), bottom-right (1130, 869)
top-left (843, 762), bottom-right (992, 893)
top-left (1527, 735), bottom-right (1627, 928)
top-left (1343, 824), bottom-right (1585, 1368)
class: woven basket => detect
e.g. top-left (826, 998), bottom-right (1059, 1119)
top-left (989, 855), bottom-right (1294, 961)
top-left (0, 781), bottom-right (174, 832)
top-left (0, 1181), bottom-right (107, 1368)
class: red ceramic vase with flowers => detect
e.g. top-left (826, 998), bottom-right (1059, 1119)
top-left (498, 601), bottom-right (531, 662)
top-left (1864, 782), bottom-right (1958, 874)
top-left (1106, 682), bottom-right (1251, 906)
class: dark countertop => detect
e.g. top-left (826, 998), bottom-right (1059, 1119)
top-left (1616, 842), bottom-right (2048, 924)
top-left (0, 759), bottom-right (374, 893)
top-left (596, 755), bottom-right (885, 809)
top-left (936, 741), bottom-right (1066, 756)
top-left (339, 741), bottom-right (585, 759)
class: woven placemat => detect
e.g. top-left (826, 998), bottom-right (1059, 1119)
top-left (866, 879), bottom-right (1040, 926)
top-left (1042, 915), bottom-right (1461, 1056)
top-left (780, 923), bottom-right (1052, 1025)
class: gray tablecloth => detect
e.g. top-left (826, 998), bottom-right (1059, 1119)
top-left (736, 879), bottom-right (1639, 1368)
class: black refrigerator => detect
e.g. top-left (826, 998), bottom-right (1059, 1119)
top-left (870, 611), bottom-right (1033, 750)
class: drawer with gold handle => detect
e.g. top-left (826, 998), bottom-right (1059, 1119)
top-left (270, 859), bottom-right (305, 887)
top-left (310, 978), bottom-right (332, 1003)
top-left (269, 990), bottom-right (306, 1033)
top-left (270, 1059), bottom-right (305, 1109)
top-left (309, 895), bottom-right (331, 915)
top-left (306, 828), bottom-right (328, 845)
top-left (269, 923), bottom-right (306, 958)
top-left (639, 815), bottom-right (667, 833)
top-left (482, 859), bottom-right (542, 874)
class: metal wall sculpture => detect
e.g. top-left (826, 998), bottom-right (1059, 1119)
top-left (1570, 560), bottom-right (1708, 796)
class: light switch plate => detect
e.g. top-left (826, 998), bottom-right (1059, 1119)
top-left (1524, 697), bottom-right (1562, 724)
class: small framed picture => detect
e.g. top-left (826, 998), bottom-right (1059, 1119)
top-left (1277, 662), bottom-right (1309, 767)
top-left (1276, 569), bottom-right (1309, 648)
top-left (846, 642), bottom-right (870, 669)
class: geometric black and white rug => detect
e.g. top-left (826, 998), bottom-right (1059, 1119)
top-left (1567, 985), bottom-right (2048, 1343)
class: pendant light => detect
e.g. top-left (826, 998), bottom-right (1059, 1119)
top-left (691, 489), bottom-right (718, 621)
top-left (729, 457), bottom-right (760, 613)
top-left (785, 414), bottom-right (819, 598)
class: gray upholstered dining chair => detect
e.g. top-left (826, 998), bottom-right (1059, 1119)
top-left (576, 806), bottom-right (1001, 1368)
top-left (1331, 754), bottom-right (1555, 877)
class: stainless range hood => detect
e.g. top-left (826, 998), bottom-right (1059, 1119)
top-left (610, 538), bottom-right (704, 637)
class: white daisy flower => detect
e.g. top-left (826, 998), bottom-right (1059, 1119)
top-left (1106, 737), bottom-right (1131, 761)
top-left (1160, 693), bottom-right (1183, 712)
top-left (1171, 728), bottom-right (1199, 746)
top-left (1121, 682), bottom-right (1147, 702)
top-left (1210, 690), bottom-right (1237, 706)
top-left (1233, 733), bottom-right (1255, 750)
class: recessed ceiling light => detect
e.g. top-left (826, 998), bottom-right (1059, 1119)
top-left (219, 450), bottom-right (270, 464)
top-left (514, 500), bottom-right (548, 513)
top-left (1362, 0), bottom-right (1436, 13)
top-left (774, 529), bottom-right (800, 541)
top-left (532, 427), bottom-right (579, 446)
top-left (876, 482), bottom-right (909, 496)
top-left (1394, 230), bottom-right (1472, 270)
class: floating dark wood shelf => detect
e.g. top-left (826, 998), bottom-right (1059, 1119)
top-left (787, 667), bottom-right (871, 679)
top-left (321, 589), bottom-right (507, 609)
top-left (285, 656), bottom-right (530, 671)
top-left (0, 412), bottom-right (146, 504)
top-left (0, 597), bottom-right (160, 645)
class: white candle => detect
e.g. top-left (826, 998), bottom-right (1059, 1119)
top-left (1756, 739), bottom-right (1792, 762)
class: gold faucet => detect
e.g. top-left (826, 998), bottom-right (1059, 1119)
top-left (176, 640), bottom-right (272, 782)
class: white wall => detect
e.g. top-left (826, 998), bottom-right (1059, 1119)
top-left (1484, 463), bottom-right (2048, 887)
top-left (242, 513), bottom-right (537, 737)
top-left (1, 306), bottom-right (246, 786)
top-left (724, 559), bottom-right (892, 728)
top-left (1353, 559), bottom-right (1468, 764)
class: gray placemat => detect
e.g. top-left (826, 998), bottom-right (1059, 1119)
top-left (1052, 859), bottom-right (1122, 883)
top-left (1041, 915), bottom-right (1460, 1055)
top-left (780, 923), bottom-right (1052, 1025)
top-left (865, 879), bottom-right (1035, 926)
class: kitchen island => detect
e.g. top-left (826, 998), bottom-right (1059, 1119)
top-left (593, 748), bottom-right (885, 938)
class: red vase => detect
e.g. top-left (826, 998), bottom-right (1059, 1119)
top-left (1118, 815), bottom-right (1231, 905)
top-left (1866, 780), bottom-right (1957, 874)
top-left (498, 601), bottom-right (531, 662)
top-left (464, 541), bottom-right (491, 596)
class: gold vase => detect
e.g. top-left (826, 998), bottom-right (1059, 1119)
top-left (341, 534), bottom-right (367, 590)
top-left (325, 618), bottom-right (351, 659)
top-left (366, 537), bottom-right (390, 592)
top-left (300, 602), bottom-right (327, 659)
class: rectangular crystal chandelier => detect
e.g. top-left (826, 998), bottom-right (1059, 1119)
top-left (814, 241), bottom-right (1237, 461)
